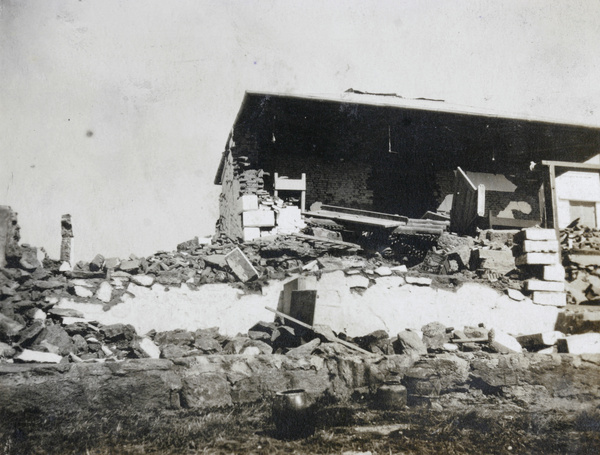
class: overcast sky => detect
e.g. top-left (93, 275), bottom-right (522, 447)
top-left (1, 0), bottom-right (600, 261)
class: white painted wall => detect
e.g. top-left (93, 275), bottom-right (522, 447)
top-left (555, 154), bottom-right (600, 228)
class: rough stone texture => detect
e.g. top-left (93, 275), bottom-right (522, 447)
top-left (0, 313), bottom-right (25, 341)
top-left (555, 310), bottom-right (600, 335)
top-left (469, 353), bottom-right (600, 402)
top-left (421, 321), bottom-right (448, 350)
top-left (403, 354), bottom-right (470, 397)
top-left (89, 254), bottom-right (105, 272)
top-left (34, 324), bottom-right (73, 356)
top-left (95, 281), bottom-right (113, 303)
top-left (1, 353), bottom-right (600, 414)
top-left (471, 249), bottom-right (515, 275)
top-left (394, 331), bottom-right (427, 356)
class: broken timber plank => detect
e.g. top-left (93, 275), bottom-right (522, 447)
top-left (265, 306), bottom-right (373, 355)
top-left (393, 226), bottom-right (444, 235)
top-left (292, 233), bottom-right (362, 250)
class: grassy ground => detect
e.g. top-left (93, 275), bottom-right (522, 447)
top-left (1, 399), bottom-right (599, 454)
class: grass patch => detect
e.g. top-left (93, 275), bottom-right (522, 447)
top-left (1, 402), bottom-right (599, 454)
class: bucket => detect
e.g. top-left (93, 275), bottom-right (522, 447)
top-left (375, 381), bottom-right (408, 409)
top-left (272, 389), bottom-right (315, 438)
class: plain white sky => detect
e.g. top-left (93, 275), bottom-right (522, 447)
top-left (1, 0), bottom-right (600, 260)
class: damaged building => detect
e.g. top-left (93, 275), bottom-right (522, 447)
top-left (214, 90), bottom-right (600, 244)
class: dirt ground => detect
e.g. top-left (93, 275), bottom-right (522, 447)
top-left (1, 393), bottom-right (599, 455)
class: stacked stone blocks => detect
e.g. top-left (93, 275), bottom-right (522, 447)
top-left (514, 228), bottom-right (566, 307)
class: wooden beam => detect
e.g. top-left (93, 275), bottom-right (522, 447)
top-left (265, 306), bottom-right (374, 355)
top-left (541, 160), bottom-right (600, 171)
top-left (548, 164), bottom-right (559, 235)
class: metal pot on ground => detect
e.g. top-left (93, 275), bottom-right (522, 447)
top-left (374, 380), bottom-right (408, 409)
top-left (271, 389), bottom-right (316, 439)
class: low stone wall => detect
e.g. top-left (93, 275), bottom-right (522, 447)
top-left (1, 352), bottom-right (599, 415)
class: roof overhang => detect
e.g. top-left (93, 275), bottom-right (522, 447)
top-left (215, 90), bottom-right (600, 184)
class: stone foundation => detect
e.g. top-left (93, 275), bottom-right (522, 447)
top-left (1, 352), bottom-right (599, 414)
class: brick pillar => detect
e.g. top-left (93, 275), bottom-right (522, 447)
top-left (60, 214), bottom-right (74, 263)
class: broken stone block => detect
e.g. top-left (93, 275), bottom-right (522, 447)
top-left (390, 265), bottom-right (408, 273)
top-left (532, 291), bottom-right (567, 307)
top-left (238, 194), bottom-right (259, 212)
top-left (131, 274), bottom-right (155, 287)
top-left (19, 246), bottom-right (41, 271)
top-left (156, 270), bottom-right (185, 286)
top-left (393, 331), bottom-right (427, 356)
top-left (193, 337), bottom-right (222, 354)
top-left (34, 324), bottom-right (73, 355)
top-left (32, 309), bottom-right (47, 321)
top-left (225, 247), bottom-right (259, 282)
top-left (89, 254), bottom-right (105, 272)
top-left (160, 344), bottom-right (189, 359)
top-left (137, 337), bottom-right (161, 359)
top-left (14, 349), bottom-right (62, 363)
top-left (516, 331), bottom-right (565, 350)
top-left (442, 343), bottom-right (459, 352)
top-left (0, 313), bottom-right (25, 340)
top-left (471, 249), bottom-right (515, 275)
top-left (59, 261), bottom-right (71, 272)
top-left (285, 338), bottom-right (321, 358)
top-left (48, 307), bottom-right (85, 319)
top-left (310, 227), bottom-right (342, 241)
top-left (0, 341), bottom-right (15, 358)
top-left (32, 280), bottom-right (64, 290)
top-left (243, 227), bottom-right (261, 242)
top-left (557, 333), bottom-right (600, 354)
top-left (567, 253), bottom-right (600, 268)
top-left (374, 266), bottom-right (392, 277)
top-left (242, 210), bottom-right (275, 227)
top-left (463, 326), bottom-right (488, 339)
top-left (101, 323), bottom-right (136, 344)
top-left (405, 276), bottom-right (432, 286)
top-left (18, 320), bottom-right (45, 345)
top-left (421, 322), bottom-right (447, 350)
top-left (154, 329), bottom-right (195, 346)
top-left (353, 330), bottom-right (394, 355)
top-left (506, 288), bottom-right (525, 301)
top-left (119, 259), bottom-right (141, 273)
top-left (489, 329), bottom-right (522, 353)
top-left (104, 257), bottom-right (121, 270)
top-left (95, 281), bottom-right (113, 303)
top-left (543, 264), bottom-right (565, 282)
top-left (177, 237), bottom-right (200, 252)
top-left (514, 228), bottom-right (557, 242)
top-left (71, 334), bottom-right (88, 354)
top-left (515, 253), bottom-right (560, 267)
top-left (73, 285), bottom-right (93, 298)
top-left (524, 280), bottom-right (565, 292)
top-left (521, 240), bottom-right (559, 253)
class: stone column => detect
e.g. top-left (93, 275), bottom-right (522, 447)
top-left (0, 205), bottom-right (9, 268)
top-left (60, 214), bottom-right (74, 264)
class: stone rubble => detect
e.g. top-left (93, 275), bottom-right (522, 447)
top-left (2, 207), bottom-right (600, 366)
